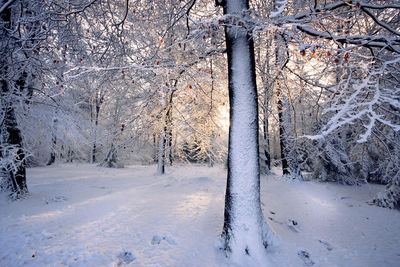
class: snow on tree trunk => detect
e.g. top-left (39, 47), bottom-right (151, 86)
top-left (90, 95), bottom-right (101, 164)
top-left (0, 6), bottom-right (28, 199)
top-left (101, 143), bottom-right (118, 168)
top-left (279, 93), bottom-right (303, 180)
top-left (217, 0), bottom-right (275, 264)
top-left (274, 21), bottom-right (302, 180)
top-left (157, 89), bottom-right (168, 175)
top-left (157, 127), bottom-right (166, 175)
top-left (261, 99), bottom-right (271, 173)
top-left (47, 117), bottom-right (58, 166)
top-left (165, 90), bottom-right (174, 167)
top-left (0, 95), bottom-right (28, 198)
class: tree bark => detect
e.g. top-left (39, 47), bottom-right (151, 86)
top-left (0, 6), bottom-right (28, 198)
top-left (274, 21), bottom-right (302, 179)
top-left (165, 90), bottom-right (174, 166)
top-left (47, 118), bottom-right (58, 166)
top-left (277, 94), bottom-right (289, 175)
top-left (262, 86), bottom-right (271, 172)
top-left (91, 90), bottom-right (102, 163)
top-left (0, 85), bottom-right (28, 197)
top-left (217, 0), bottom-right (274, 263)
top-left (157, 127), bottom-right (166, 175)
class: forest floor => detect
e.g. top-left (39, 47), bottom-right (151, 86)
top-left (0, 164), bottom-right (399, 267)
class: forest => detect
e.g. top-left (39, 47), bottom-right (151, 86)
top-left (1, 0), bottom-right (399, 266)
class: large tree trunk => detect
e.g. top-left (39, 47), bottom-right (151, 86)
top-left (0, 7), bottom-right (28, 198)
top-left (217, 0), bottom-right (274, 264)
top-left (0, 88), bottom-right (28, 198)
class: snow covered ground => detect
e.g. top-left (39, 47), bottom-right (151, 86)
top-left (0, 164), bottom-right (399, 267)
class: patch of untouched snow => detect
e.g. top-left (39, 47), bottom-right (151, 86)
top-left (262, 169), bottom-right (400, 267)
top-left (0, 164), bottom-right (399, 266)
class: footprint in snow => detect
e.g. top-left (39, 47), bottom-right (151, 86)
top-left (268, 217), bottom-right (283, 225)
top-left (117, 250), bottom-right (136, 266)
top-left (41, 230), bottom-right (55, 240)
top-left (318, 239), bottom-right (334, 251)
top-left (151, 234), bottom-right (177, 245)
top-left (44, 196), bottom-right (68, 204)
top-left (287, 219), bottom-right (301, 233)
top-left (190, 177), bottom-right (213, 183)
top-left (297, 250), bottom-right (315, 266)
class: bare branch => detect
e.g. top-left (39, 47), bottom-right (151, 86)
top-left (361, 6), bottom-right (400, 36)
top-left (297, 26), bottom-right (400, 53)
top-left (0, 0), bottom-right (15, 14)
top-left (114, 0), bottom-right (129, 27)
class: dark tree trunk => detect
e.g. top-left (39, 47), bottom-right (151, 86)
top-left (274, 27), bottom-right (302, 179)
top-left (157, 128), bottom-right (166, 175)
top-left (277, 97), bottom-right (289, 175)
top-left (0, 90), bottom-right (28, 197)
top-left (263, 120), bottom-right (271, 170)
top-left (165, 90), bottom-right (174, 166)
top-left (47, 148), bottom-right (56, 166)
top-left (101, 143), bottom-right (120, 168)
top-left (0, 6), bottom-right (28, 198)
top-left (157, 89), bottom-right (174, 174)
top-left (91, 93), bottom-right (102, 163)
top-left (47, 118), bottom-right (58, 166)
top-left (277, 93), bottom-right (302, 179)
top-left (66, 149), bottom-right (74, 163)
top-left (217, 0), bottom-right (273, 263)
top-left (153, 133), bottom-right (157, 163)
top-left (91, 143), bottom-right (97, 163)
top-left (262, 93), bottom-right (271, 172)
top-left (1, 78), bottom-right (28, 197)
